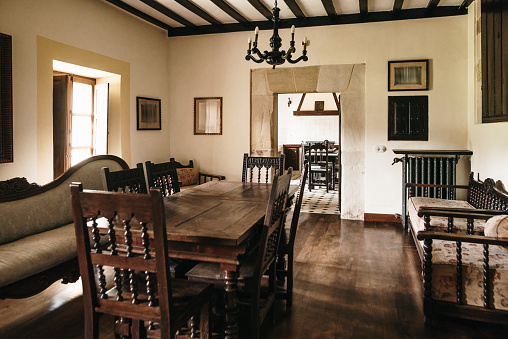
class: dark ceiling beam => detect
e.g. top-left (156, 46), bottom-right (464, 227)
top-left (174, 0), bottom-right (221, 25)
top-left (359, 0), bottom-right (368, 15)
top-left (428, 0), bottom-right (441, 8)
top-left (104, 0), bottom-right (172, 31)
top-left (459, 0), bottom-right (475, 9)
top-left (393, 0), bottom-right (404, 12)
top-left (140, 0), bottom-right (194, 27)
top-left (211, 0), bottom-right (248, 23)
top-left (321, 0), bottom-right (336, 16)
top-left (248, 0), bottom-right (273, 20)
top-left (284, 0), bottom-right (305, 19)
top-left (167, 6), bottom-right (468, 37)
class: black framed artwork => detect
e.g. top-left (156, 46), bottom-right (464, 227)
top-left (136, 97), bottom-right (161, 130)
top-left (0, 33), bottom-right (13, 163)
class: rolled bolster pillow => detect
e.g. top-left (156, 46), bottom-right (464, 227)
top-left (484, 215), bottom-right (508, 238)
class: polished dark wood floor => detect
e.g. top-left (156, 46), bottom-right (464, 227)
top-left (2, 213), bottom-right (508, 338)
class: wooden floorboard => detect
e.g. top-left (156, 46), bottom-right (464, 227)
top-left (1, 213), bottom-right (508, 338)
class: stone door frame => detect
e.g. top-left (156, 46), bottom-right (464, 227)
top-left (250, 64), bottom-right (366, 219)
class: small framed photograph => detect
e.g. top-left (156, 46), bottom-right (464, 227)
top-left (314, 101), bottom-right (324, 111)
top-left (136, 97), bottom-right (161, 130)
top-left (194, 97), bottom-right (222, 135)
top-left (388, 60), bottom-right (429, 91)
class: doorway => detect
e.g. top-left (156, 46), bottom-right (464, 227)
top-left (277, 92), bottom-right (342, 213)
top-left (249, 64), bottom-right (366, 220)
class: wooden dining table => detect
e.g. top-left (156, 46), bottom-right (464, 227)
top-left (159, 180), bottom-right (296, 339)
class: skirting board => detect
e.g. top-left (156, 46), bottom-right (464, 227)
top-left (364, 213), bottom-right (402, 224)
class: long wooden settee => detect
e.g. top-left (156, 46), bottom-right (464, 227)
top-left (0, 155), bottom-right (128, 299)
top-left (406, 173), bottom-right (508, 326)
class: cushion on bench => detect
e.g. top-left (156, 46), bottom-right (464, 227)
top-left (176, 168), bottom-right (199, 186)
top-left (408, 197), bottom-right (486, 233)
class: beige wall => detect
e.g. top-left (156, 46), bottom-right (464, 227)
top-left (167, 16), bottom-right (469, 216)
top-left (467, 1), bottom-right (508, 187)
top-left (0, 0), bottom-right (473, 216)
top-left (0, 0), bottom-right (170, 183)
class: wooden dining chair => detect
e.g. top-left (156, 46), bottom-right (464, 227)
top-left (70, 183), bottom-right (213, 339)
top-left (144, 160), bottom-right (180, 196)
top-left (101, 165), bottom-right (148, 194)
top-left (242, 153), bottom-right (286, 183)
top-left (185, 168), bottom-right (293, 339)
top-left (276, 163), bottom-right (308, 308)
top-left (307, 140), bottom-right (334, 192)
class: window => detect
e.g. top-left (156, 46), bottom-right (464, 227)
top-left (481, 0), bottom-right (508, 123)
top-left (53, 74), bottom-right (108, 178)
top-left (388, 96), bottom-right (428, 141)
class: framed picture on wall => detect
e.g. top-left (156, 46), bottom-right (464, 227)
top-left (0, 33), bottom-right (13, 163)
top-left (194, 97), bottom-right (223, 135)
top-left (388, 60), bottom-right (429, 91)
top-left (136, 97), bottom-right (161, 130)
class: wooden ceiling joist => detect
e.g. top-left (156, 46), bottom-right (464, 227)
top-left (459, 0), bottom-right (475, 9)
top-left (211, 0), bottom-right (249, 23)
top-left (105, 0), bottom-right (172, 30)
top-left (284, 0), bottom-right (305, 19)
top-left (321, 0), bottom-right (336, 17)
top-left (140, 0), bottom-right (194, 27)
top-left (428, 0), bottom-right (441, 9)
top-left (393, 0), bottom-right (404, 12)
top-left (359, 0), bottom-right (368, 15)
top-left (175, 0), bottom-right (222, 25)
top-left (248, 0), bottom-right (273, 20)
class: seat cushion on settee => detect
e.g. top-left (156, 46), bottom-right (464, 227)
top-left (0, 157), bottom-right (125, 246)
top-left (0, 223), bottom-right (77, 288)
top-left (408, 197), bottom-right (486, 234)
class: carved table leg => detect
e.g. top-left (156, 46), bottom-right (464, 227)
top-left (223, 268), bottom-right (239, 339)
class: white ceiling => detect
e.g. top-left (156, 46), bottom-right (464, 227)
top-left (104, 0), bottom-right (472, 36)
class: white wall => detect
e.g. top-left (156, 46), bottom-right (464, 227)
top-left (467, 1), bottom-right (508, 188)
top-left (0, 0), bottom-right (170, 183)
top-left (277, 93), bottom-right (340, 146)
top-left (167, 16), bottom-right (469, 216)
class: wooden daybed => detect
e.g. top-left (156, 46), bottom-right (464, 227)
top-left (406, 173), bottom-right (508, 325)
top-left (406, 173), bottom-right (508, 326)
top-left (0, 155), bottom-right (128, 299)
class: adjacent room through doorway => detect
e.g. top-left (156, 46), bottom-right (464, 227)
top-left (277, 92), bottom-right (341, 214)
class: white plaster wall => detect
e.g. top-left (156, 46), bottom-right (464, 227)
top-left (0, 0), bottom-right (170, 183)
top-left (167, 16), bottom-right (469, 215)
top-left (277, 93), bottom-right (340, 146)
top-left (467, 2), bottom-right (508, 188)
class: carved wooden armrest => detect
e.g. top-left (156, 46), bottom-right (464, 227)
top-left (417, 206), bottom-right (506, 234)
top-left (417, 230), bottom-right (508, 246)
top-left (417, 206), bottom-right (505, 220)
top-left (198, 172), bottom-right (226, 183)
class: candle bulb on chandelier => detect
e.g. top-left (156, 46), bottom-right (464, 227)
top-left (254, 26), bottom-right (259, 44)
top-left (248, 36), bottom-right (252, 50)
top-left (291, 25), bottom-right (295, 42)
top-left (303, 36), bottom-right (307, 51)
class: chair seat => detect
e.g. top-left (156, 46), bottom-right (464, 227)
top-left (104, 277), bottom-right (213, 313)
